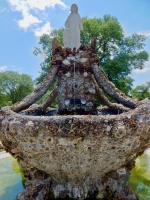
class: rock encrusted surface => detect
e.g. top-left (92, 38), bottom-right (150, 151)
top-left (58, 71), bottom-right (97, 115)
top-left (0, 98), bottom-right (150, 199)
top-left (53, 44), bottom-right (99, 115)
top-left (0, 39), bottom-right (148, 199)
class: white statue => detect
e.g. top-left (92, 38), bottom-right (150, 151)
top-left (63, 4), bottom-right (83, 50)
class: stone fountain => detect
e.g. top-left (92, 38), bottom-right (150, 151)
top-left (0, 4), bottom-right (150, 200)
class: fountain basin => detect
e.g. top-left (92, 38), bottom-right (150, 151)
top-left (0, 99), bottom-right (150, 199)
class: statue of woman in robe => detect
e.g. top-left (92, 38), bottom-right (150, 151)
top-left (63, 4), bottom-right (83, 50)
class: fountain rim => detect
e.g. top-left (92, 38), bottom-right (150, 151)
top-left (1, 99), bottom-right (149, 124)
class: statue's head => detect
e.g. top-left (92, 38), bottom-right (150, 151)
top-left (71, 4), bottom-right (78, 13)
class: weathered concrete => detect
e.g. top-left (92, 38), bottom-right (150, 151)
top-left (0, 98), bottom-right (150, 199)
top-left (0, 41), bottom-right (149, 199)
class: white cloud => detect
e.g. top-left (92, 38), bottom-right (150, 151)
top-left (137, 30), bottom-right (150, 37)
top-left (122, 25), bottom-right (130, 37)
top-left (0, 66), bottom-right (7, 71)
top-left (26, 0), bottom-right (67, 10)
top-left (7, 0), bottom-right (28, 15)
top-left (10, 66), bottom-right (22, 71)
top-left (7, 0), bottom-right (67, 13)
top-left (18, 13), bottom-right (42, 29)
top-left (133, 60), bottom-right (150, 74)
top-left (34, 22), bottom-right (52, 37)
top-left (6, 0), bottom-right (67, 31)
top-left (0, 8), bottom-right (6, 13)
top-left (133, 67), bottom-right (150, 74)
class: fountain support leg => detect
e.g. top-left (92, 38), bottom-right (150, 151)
top-left (11, 65), bottom-right (58, 113)
top-left (94, 83), bottom-right (130, 112)
top-left (91, 64), bottom-right (137, 109)
top-left (16, 167), bottom-right (138, 200)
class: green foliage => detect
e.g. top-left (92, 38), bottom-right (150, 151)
top-left (0, 71), bottom-right (34, 107)
top-left (37, 91), bottom-right (58, 108)
top-left (37, 80), bottom-right (58, 108)
top-left (129, 154), bottom-right (150, 200)
top-left (81, 16), bottom-right (148, 94)
top-left (130, 82), bottom-right (150, 100)
top-left (34, 15), bottom-right (149, 95)
top-left (81, 15), bottom-right (123, 56)
top-left (0, 91), bottom-right (12, 108)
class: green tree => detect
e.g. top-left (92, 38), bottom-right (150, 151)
top-left (0, 93), bottom-right (11, 108)
top-left (130, 82), bottom-right (150, 100)
top-left (81, 16), bottom-right (148, 93)
top-left (37, 84), bottom-right (58, 108)
top-left (0, 71), bottom-right (34, 107)
top-left (34, 15), bottom-right (149, 95)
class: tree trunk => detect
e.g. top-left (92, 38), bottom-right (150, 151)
top-left (91, 64), bottom-right (137, 109)
top-left (11, 65), bottom-right (58, 113)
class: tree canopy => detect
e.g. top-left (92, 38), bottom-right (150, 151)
top-left (0, 71), bottom-right (34, 107)
top-left (34, 15), bottom-right (149, 95)
top-left (130, 82), bottom-right (150, 100)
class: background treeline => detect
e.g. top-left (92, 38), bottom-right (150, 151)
top-left (0, 15), bottom-right (149, 108)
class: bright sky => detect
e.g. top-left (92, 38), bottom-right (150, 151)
top-left (0, 0), bottom-right (150, 88)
